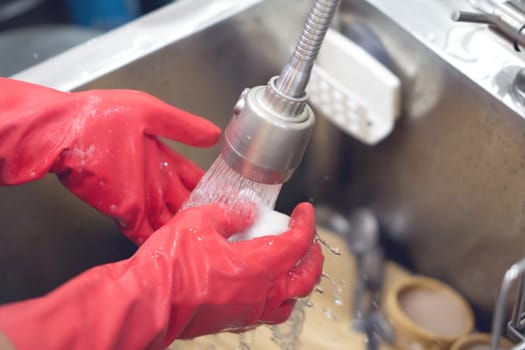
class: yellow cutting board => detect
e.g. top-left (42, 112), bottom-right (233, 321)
top-left (169, 228), bottom-right (411, 350)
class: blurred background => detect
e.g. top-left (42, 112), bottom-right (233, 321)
top-left (0, 0), bottom-right (176, 76)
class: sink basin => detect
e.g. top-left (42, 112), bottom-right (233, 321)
top-left (6, 0), bottom-right (525, 329)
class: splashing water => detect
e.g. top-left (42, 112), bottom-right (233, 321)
top-left (315, 234), bottom-right (342, 256)
top-left (183, 156), bottom-right (282, 214)
top-left (323, 273), bottom-right (345, 299)
top-left (323, 308), bottom-right (338, 321)
top-left (236, 331), bottom-right (256, 350)
top-left (270, 298), bottom-right (310, 350)
top-left (315, 285), bottom-right (325, 295)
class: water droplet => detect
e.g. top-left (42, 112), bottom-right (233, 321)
top-left (333, 295), bottom-right (344, 306)
top-left (99, 180), bottom-right (105, 187)
top-left (316, 235), bottom-right (342, 256)
top-left (315, 285), bottom-right (324, 294)
top-left (161, 161), bottom-right (168, 168)
top-left (33, 53), bottom-right (39, 59)
top-left (109, 204), bottom-right (117, 212)
top-left (323, 308), bottom-right (338, 321)
top-left (322, 272), bottom-right (333, 281)
top-left (270, 299), bottom-right (307, 349)
top-left (426, 33), bottom-right (437, 43)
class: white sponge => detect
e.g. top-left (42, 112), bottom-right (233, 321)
top-left (229, 205), bottom-right (290, 242)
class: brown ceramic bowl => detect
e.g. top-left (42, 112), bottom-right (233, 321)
top-left (385, 276), bottom-right (475, 349)
top-left (450, 333), bottom-right (513, 350)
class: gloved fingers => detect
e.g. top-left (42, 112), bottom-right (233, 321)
top-left (177, 204), bottom-right (254, 239)
top-left (239, 202), bottom-right (316, 276)
top-left (285, 242), bottom-right (324, 298)
top-left (184, 200), bottom-right (258, 240)
top-left (156, 140), bottom-right (205, 191)
top-left (288, 202), bottom-right (316, 236)
top-left (162, 174), bottom-right (191, 216)
top-left (258, 244), bottom-right (323, 324)
top-left (136, 93), bottom-right (221, 148)
top-left (259, 298), bottom-right (295, 324)
top-left (143, 140), bottom-right (178, 235)
top-left (121, 220), bottom-right (155, 246)
top-left (160, 166), bottom-right (191, 217)
top-left (141, 139), bottom-right (200, 237)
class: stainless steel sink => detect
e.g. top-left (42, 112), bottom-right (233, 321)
top-left (5, 0), bottom-right (525, 328)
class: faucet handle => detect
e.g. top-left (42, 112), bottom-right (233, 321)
top-left (451, 11), bottom-right (492, 24)
top-left (451, 1), bottom-right (525, 51)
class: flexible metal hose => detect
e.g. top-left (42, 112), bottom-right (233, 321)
top-left (275, 0), bottom-right (341, 98)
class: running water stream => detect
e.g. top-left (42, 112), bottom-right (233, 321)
top-left (183, 156), bottom-right (282, 213)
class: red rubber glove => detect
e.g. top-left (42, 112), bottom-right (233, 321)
top-left (0, 77), bottom-right (220, 244)
top-left (0, 202), bottom-right (324, 350)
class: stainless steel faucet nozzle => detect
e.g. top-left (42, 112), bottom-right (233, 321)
top-left (221, 0), bottom-right (340, 184)
top-left (221, 77), bottom-right (315, 184)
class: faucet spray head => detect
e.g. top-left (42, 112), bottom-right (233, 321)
top-left (221, 0), bottom-right (341, 184)
top-left (221, 78), bottom-right (315, 184)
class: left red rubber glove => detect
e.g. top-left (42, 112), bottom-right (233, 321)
top-left (0, 203), bottom-right (323, 350)
top-left (0, 77), bottom-right (221, 244)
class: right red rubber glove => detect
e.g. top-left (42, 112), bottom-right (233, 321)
top-left (0, 202), bottom-right (323, 350)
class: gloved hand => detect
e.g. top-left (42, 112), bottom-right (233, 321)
top-left (0, 202), bottom-right (324, 350)
top-left (0, 77), bottom-right (220, 244)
